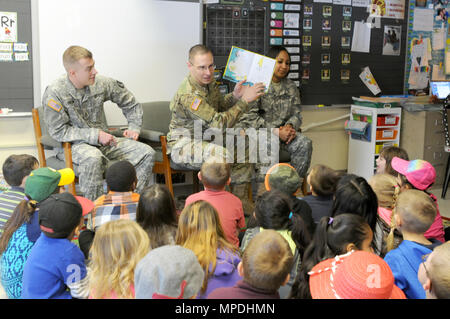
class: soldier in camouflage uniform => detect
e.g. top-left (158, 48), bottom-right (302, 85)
top-left (167, 44), bottom-right (265, 214)
top-left (236, 46), bottom-right (313, 188)
top-left (43, 46), bottom-right (155, 201)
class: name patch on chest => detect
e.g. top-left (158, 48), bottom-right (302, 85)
top-left (190, 97), bottom-right (202, 111)
top-left (47, 99), bottom-right (62, 112)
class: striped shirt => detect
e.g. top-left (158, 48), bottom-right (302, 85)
top-left (0, 187), bottom-right (26, 235)
top-left (88, 191), bottom-right (140, 230)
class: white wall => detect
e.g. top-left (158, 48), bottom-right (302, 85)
top-left (33, 0), bottom-right (201, 125)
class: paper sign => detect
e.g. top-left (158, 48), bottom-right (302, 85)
top-left (13, 42), bottom-right (28, 52)
top-left (413, 8), bottom-right (434, 31)
top-left (0, 52), bottom-right (13, 61)
top-left (0, 42), bottom-right (12, 52)
top-left (14, 52), bottom-right (29, 61)
top-left (352, 0), bottom-right (370, 7)
top-left (359, 67), bottom-right (381, 95)
top-left (432, 28), bottom-right (445, 50)
top-left (0, 12), bottom-right (17, 42)
top-left (351, 21), bottom-right (371, 53)
top-left (369, 0), bottom-right (405, 19)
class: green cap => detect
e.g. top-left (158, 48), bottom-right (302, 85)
top-left (25, 167), bottom-right (75, 202)
top-left (265, 163), bottom-right (301, 195)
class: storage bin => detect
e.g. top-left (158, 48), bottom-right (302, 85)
top-left (376, 128), bottom-right (398, 140)
top-left (377, 115), bottom-right (399, 126)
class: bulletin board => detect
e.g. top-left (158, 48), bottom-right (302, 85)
top-left (0, 0), bottom-right (33, 112)
top-left (204, 0), bottom-right (409, 106)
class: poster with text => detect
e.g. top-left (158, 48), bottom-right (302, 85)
top-left (369, 0), bottom-right (405, 19)
top-left (0, 12), bottom-right (17, 42)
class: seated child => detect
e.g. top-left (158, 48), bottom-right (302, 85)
top-left (88, 220), bottom-right (150, 298)
top-left (0, 167), bottom-right (75, 299)
top-left (368, 173), bottom-right (403, 257)
top-left (136, 184), bottom-right (178, 249)
top-left (264, 163), bottom-right (314, 235)
top-left (418, 241), bottom-right (450, 299)
top-left (208, 230), bottom-right (293, 299)
top-left (0, 154), bottom-right (38, 234)
top-left (88, 160), bottom-right (140, 230)
top-left (376, 146), bottom-right (409, 175)
top-left (309, 250), bottom-right (405, 299)
top-left (241, 190), bottom-right (311, 299)
top-left (176, 200), bottom-right (242, 299)
top-left (301, 164), bottom-right (340, 225)
top-left (21, 192), bottom-right (93, 299)
top-left (289, 214), bottom-right (374, 299)
top-left (391, 157), bottom-right (445, 242)
top-left (134, 245), bottom-right (204, 299)
top-left (185, 156), bottom-right (245, 247)
top-left (384, 189), bottom-right (442, 299)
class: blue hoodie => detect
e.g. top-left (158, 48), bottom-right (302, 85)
top-left (197, 248), bottom-right (242, 299)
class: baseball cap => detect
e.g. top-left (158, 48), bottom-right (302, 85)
top-left (25, 167), bottom-right (75, 202)
top-left (391, 157), bottom-right (436, 190)
top-left (134, 245), bottom-right (204, 299)
top-left (309, 250), bottom-right (406, 299)
top-left (265, 163), bottom-right (301, 195)
top-left (39, 192), bottom-right (94, 238)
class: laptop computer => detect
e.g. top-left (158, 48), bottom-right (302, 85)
top-left (430, 81), bottom-right (450, 100)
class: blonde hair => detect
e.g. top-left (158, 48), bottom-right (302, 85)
top-left (63, 45), bottom-right (93, 71)
top-left (176, 200), bottom-right (238, 294)
top-left (394, 189), bottom-right (436, 234)
top-left (200, 156), bottom-right (230, 189)
top-left (242, 230), bottom-right (293, 291)
top-left (88, 220), bottom-right (150, 299)
top-left (368, 174), bottom-right (401, 252)
top-left (428, 241), bottom-right (450, 299)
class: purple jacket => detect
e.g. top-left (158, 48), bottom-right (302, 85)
top-left (197, 248), bottom-right (242, 299)
top-left (207, 280), bottom-right (280, 299)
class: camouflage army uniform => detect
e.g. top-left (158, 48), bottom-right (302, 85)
top-left (167, 74), bottom-right (253, 185)
top-left (43, 74), bottom-right (155, 201)
top-left (236, 77), bottom-right (312, 180)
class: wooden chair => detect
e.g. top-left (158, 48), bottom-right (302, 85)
top-left (32, 107), bottom-right (78, 195)
top-left (139, 101), bottom-right (200, 197)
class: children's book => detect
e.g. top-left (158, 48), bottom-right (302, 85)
top-left (223, 46), bottom-right (276, 92)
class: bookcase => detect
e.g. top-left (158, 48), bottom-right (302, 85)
top-left (347, 105), bottom-right (402, 181)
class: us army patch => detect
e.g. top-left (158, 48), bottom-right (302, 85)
top-left (190, 97), bottom-right (202, 111)
top-left (47, 99), bottom-right (62, 112)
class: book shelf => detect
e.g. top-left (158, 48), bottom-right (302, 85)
top-left (347, 105), bottom-right (402, 181)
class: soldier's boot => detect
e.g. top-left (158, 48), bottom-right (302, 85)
top-left (231, 183), bottom-right (254, 217)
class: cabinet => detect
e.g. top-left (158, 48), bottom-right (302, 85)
top-left (400, 109), bottom-right (448, 187)
top-left (347, 105), bottom-right (402, 181)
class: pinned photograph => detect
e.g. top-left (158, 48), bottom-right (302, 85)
top-left (302, 68), bottom-right (310, 79)
top-left (303, 35), bottom-right (312, 46)
top-left (323, 6), bottom-right (332, 17)
top-left (382, 25), bottom-right (401, 56)
top-left (341, 69), bottom-right (350, 80)
top-left (342, 53), bottom-right (351, 64)
top-left (321, 69), bottom-right (330, 81)
top-left (302, 53), bottom-right (311, 64)
top-left (321, 53), bottom-right (330, 64)
top-left (303, 19), bottom-right (312, 30)
top-left (304, 5), bottom-right (313, 15)
top-left (343, 20), bottom-right (352, 31)
top-left (341, 36), bottom-right (351, 48)
top-left (321, 35), bottom-right (331, 47)
top-left (343, 6), bottom-right (352, 17)
top-left (322, 19), bottom-right (331, 30)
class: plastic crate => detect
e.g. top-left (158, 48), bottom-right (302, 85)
top-left (377, 115), bottom-right (399, 126)
top-left (376, 128), bottom-right (398, 140)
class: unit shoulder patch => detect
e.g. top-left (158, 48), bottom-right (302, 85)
top-left (47, 99), bottom-right (62, 112)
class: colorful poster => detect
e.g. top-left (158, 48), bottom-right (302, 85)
top-left (0, 12), bottom-right (17, 42)
top-left (369, 0), bottom-right (405, 19)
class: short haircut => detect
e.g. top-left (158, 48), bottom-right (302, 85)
top-left (242, 230), bottom-right (293, 291)
top-left (308, 164), bottom-right (340, 197)
top-left (63, 45), bottom-right (93, 71)
top-left (188, 44), bottom-right (212, 62)
top-left (379, 146), bottom-right (409, 177)
top-left (429, 241), bottom-right (450, 299)
top-left (105, 160), bottom-right (137, 192)
top-left (2, 154), bottom-right (38, 186)
top-left (395, 189), bottom-right (436, 234)
top-left (200, 156), bottom-right (230, 189)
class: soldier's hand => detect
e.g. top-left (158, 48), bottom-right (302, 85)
top-left (98, 131), bottom-right (117, 146)
top-left (233, 80), bottom-right (247, 100)
top-left (242, 82), bottom-right (266, 103)
top-left (123, 129), bottom-right (139, 141)
top-left (278, 126), bottom-right (291, 143)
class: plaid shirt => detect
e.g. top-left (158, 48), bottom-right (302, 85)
top-left (88, 191), bottom-right (140, 230)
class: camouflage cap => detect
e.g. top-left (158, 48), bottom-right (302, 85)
top-left (265, 163), bottom-right (301, 195)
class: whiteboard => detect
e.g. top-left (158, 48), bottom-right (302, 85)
top-left (32, 0), bottom-right (201, 125)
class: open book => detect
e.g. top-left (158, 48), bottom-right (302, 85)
top-left (223, 46), bottom-right (276, 92)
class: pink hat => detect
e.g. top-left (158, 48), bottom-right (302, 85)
top-left (308, 250), bottom-right (406, 299)
top-left (391, 157), bottom-right (436, 190)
